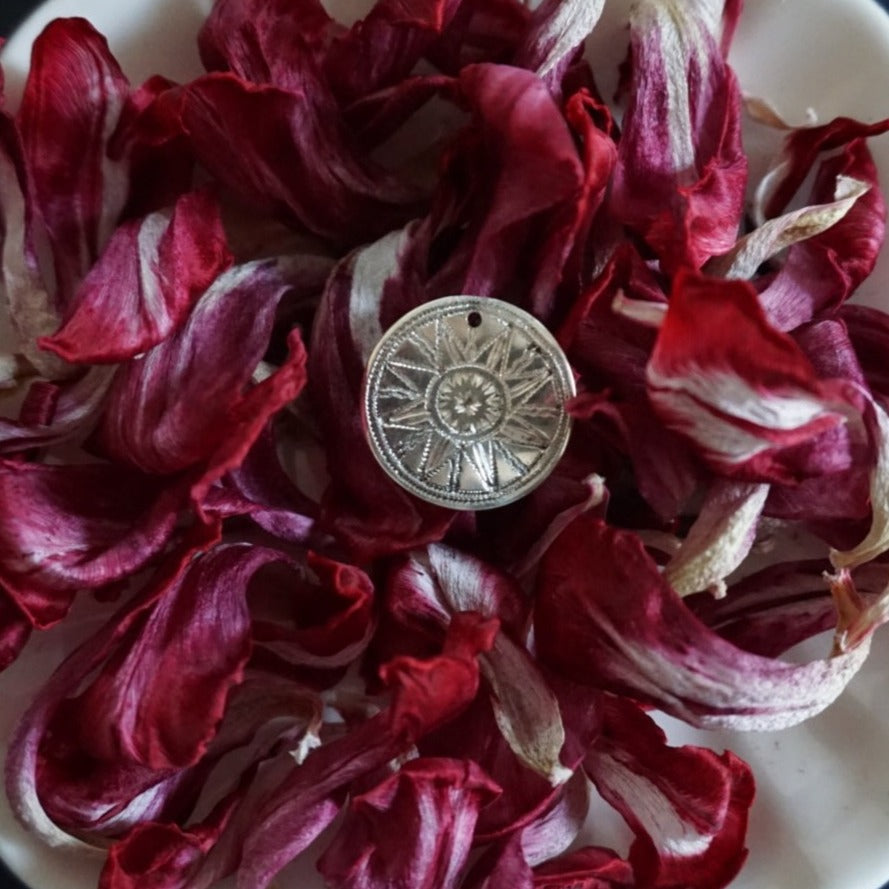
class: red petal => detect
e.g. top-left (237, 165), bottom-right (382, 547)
top-left (325, 0), bottom-right (464, 103)
top-left (0, 460), bottom-right (189, 626)
top-left (647, 269), bottom-right (859, 483)
top-left (70, 545), bottom-right (282, 770)
top-left (0, 367), bottom-right (114, 454)
top-left (611, 2), bottom-right (747, 270)
top-left (178, 73), bottom-right (420, 246)
top-left (98, 260), bottom-right (307, 479)
top-left (250, 550), bottom-right (376, 669)
top-left (533, 847), bottom-right (635, 888)
top-left (586, 698), bottom-right (754, 889)
top-left (534, 516), bottom-right (875, 729)
top-left (39, 189), bottom-right (232, 364)
top-left (198, 0), bottom-right (338, 89)
top-left (759, 140), bottom-right (886, 330)
top-left (762, 115), bottom-right (889, 220)
top-left (317, 757), bottom-right (500, 889)
top-left (0, 588), bottom-right (31, 671)
top-left (18, 18), bottom-right (131, 308)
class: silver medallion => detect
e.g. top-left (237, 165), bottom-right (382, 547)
top-left (363, 296), bottom-right (575, 510)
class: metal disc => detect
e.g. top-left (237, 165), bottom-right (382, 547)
top-left (362, 296), bottom-right (576, 510)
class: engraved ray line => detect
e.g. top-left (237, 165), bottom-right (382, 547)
top-left (391, 429), bottom-right (429, 458)
top-left (515, 403), bottom-right (562, 420)
top-left (416, 430), bottom-right (435, 478)
top-left (466, 440), bottom-right (497, 490)
top-left (388, 358), bottom-right (438, 376)
top-left (383, 362), bottom-right (428, 397)
top-left (377, 384), bottom-right (424, 401)
top-left (501, 413), bottom-right (553, 448)
top-left (439, 318), bottom-right (471, 367)
top-left (387, 398), bottom-right (431, 428)
top-left (447, 447), bottom-right (465, 494)
top-left (493, 438), bottom-right (532, 477)
top-left (470, 325), bottom-right (512, 373)
top-left (423, 432), bottom-right (457, 479)
top-left (507, 371), bottom-right (553, 405)
top-left (503, 347), bottom-right (544, 382)
top-left (406, 328), bottom-right (439, 368)
top-left (383, 420), bottom-right (435, 433)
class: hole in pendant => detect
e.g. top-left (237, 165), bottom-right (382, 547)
top-left (467, 311), bottom-right (482, 328)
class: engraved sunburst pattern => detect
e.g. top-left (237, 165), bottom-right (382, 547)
top-left (363, 296), bottom-right (575, 509)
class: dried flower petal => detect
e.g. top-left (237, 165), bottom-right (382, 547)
top-left (535, 516), bottom-right (876, 729)
top-left (317, 758), bottom-right (500, 889)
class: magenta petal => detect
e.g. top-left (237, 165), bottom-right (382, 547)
top-left (99, 818), bottom-right (224, 889)
top-left (250, 550), bottom-right (376, 669)
top-left (514, 0), bottom-right (604, 91)
top-left (533, 847), bottom-right (635, 888)
top-left (226, 615), bottom-right (496, 889)
top-left (40, 189), bottom-right (233, 364)
top-left (759, 140), bottom-right (886, 331)
top-left (318, 757), bottom-right (500, 889)
top-left (0, 589), bottom-right (31, 671)
top-left (110, 75), bottom-right (197, 220)
top-left (461, 833), bottom-right (533, 889)
top-left (179, 73), bottom-right (420, 246)
top-left (843, 303), bottom-right (889, 399)
top-left (534, 516), bottom-right (875, 729)
top-left (208, 425), bottom-right (319, 543)
top-left (325, 0), bottom-right (463, 102)
top-left (71, 545), bottom-right (284, 770)
top-left (4, 526), bottom-right (219, 848)
top-left (647, 269), bottom-right (860, 483)
top-left (688, 559), bottom-right (840, 658)
top-left (91, 675), bottom-right (323, 886)
top-left (585, 697), bottom-right (754, 889)
top-left (0, 460), bottom-right (189, 627)
top-left (611, 1), bottom-right (747, 270)
top-left (98, 259), bottom-right (307, 477)
top-left (453, 63), bottom-right (586, 312)
top-left (18, 18), bottom-right (131, 309)
top-left (0, 97), bottom-right (68, 380)
top-left (198, 0), bottom-right (339, 89)
top-left (762, 115), bottom-right (889, 220)
top-left (0, 366), bottom-right (114, 454)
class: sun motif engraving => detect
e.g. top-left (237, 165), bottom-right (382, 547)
top-left (364, 297), bottom-right (574, 509)
top-left (432, 367), bottom-right (506, 437)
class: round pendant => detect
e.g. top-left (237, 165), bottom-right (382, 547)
top-left (362, 296), bottom-right (575, 510)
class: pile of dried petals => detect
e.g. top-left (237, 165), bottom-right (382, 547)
top-left (1, 0), bottom-right (889, 887)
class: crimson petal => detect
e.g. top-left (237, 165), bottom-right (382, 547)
top-left (534, 516), bottom-right (877, 729)
top-left (646, 269), bottom-right (861, 483)
top-left (18, 18), bottom-right (131, 309)
top-left (585, 697), bottom-right (754, 889)
top-left (39, 189), bottom-right (232, 364)
top-left (0, 460), bottom-right (189, 629)
top-left (69, 545), bottom-right (283, 771)
top-left (761, 115), bottom-right (889, 220)
top-left (0, 588), bottom-right (31, 671)
top-left (97, 259), bottom-right (307, 485)
top-left (226, 613), bottom-right (497, 889)
top-left (611, 0), bottom-right (747, 270)
top-left (533, 847), bottom-right (635, 889)
top-left (317, 757), bottom-right (500, 889)
top-left (758, 140), bottom-right (886, 331)
top-left (178, 73), bottom-right (421, 246)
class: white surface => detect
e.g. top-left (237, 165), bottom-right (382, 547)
top-left (2, 1), bottom-right (889, 888)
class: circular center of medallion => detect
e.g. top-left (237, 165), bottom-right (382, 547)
top-left (431, 366), bottom-right (507, 438)
top-left (363, 296), bottom-right (575, 510)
